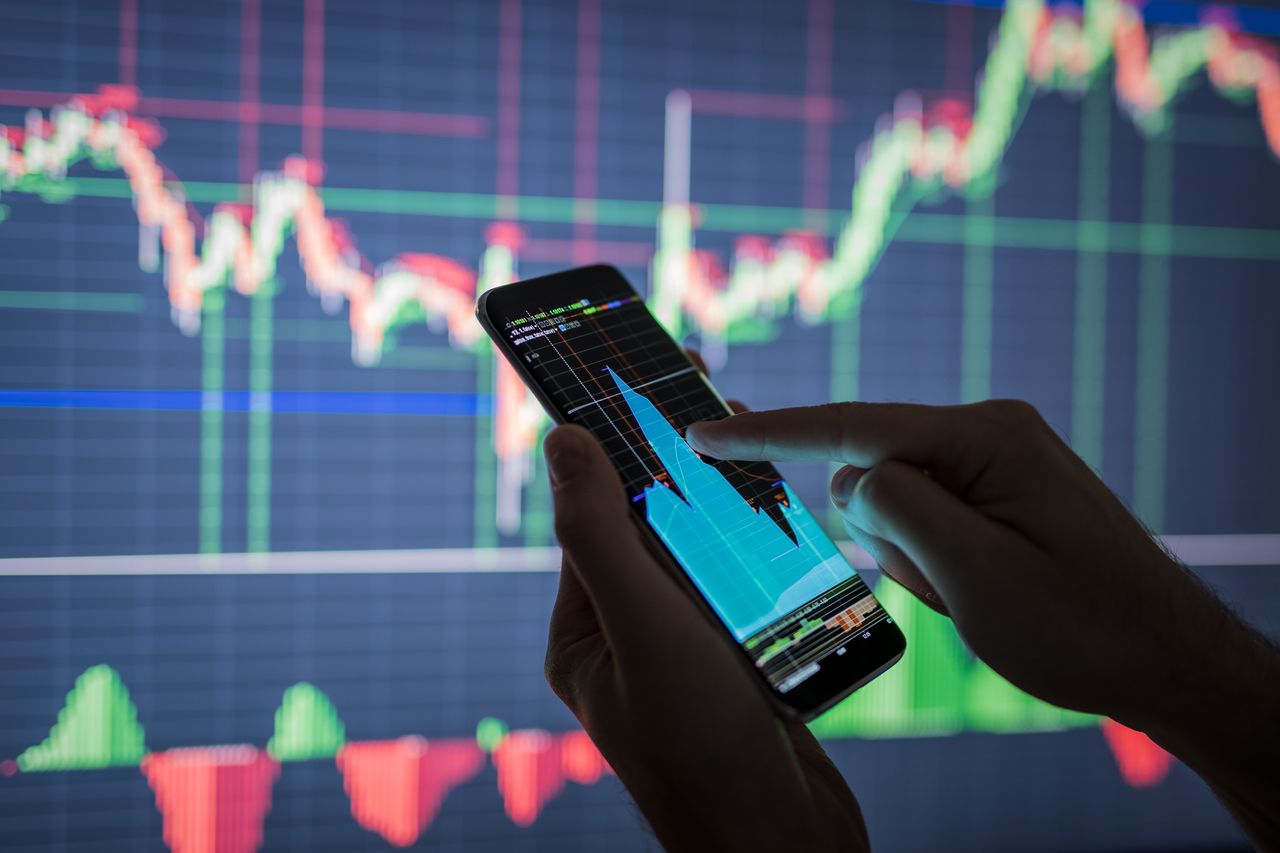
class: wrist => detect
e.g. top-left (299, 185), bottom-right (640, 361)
top-left (1137, 621), bottom-right (1280, 752)
top-left (1108, 557), bottom-right (1260, 735)
top-left (1115, 572), bottom-right (1280, 818)
top-left (613, 757), bottom-right (829, 851)
top-left (600, 731), bottom-right (863, 853)
top-left (1137, 615), bottom-right (1280, 849)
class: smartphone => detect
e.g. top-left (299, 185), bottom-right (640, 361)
top-left (477, 265), bottom-right (905, 720)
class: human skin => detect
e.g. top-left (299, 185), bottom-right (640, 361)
top-left (542, 362), bottom-right (1279, 850)
top-left (687, 399), bottom-right (1280, 850)
top-left (542, 421), bottom-right (869, 852)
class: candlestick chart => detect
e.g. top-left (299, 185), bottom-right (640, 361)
top-left (1, 0), bottom-right (1277, 850)
top-left (3, 0), bottom-right (1280, 553)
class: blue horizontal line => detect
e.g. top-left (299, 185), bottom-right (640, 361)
top-left (0, 389), bottom-right (493, 416)
top-left (912, 0), bottom-right (1280, 36)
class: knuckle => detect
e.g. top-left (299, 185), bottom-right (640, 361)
top-left (972, 399), bottom-right (1058, 472)
top-left (982, 398), bottom-right (1046, 434)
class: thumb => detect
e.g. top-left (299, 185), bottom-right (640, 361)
top-left (846, 460), bottom-right (1005, 606)
top-left (545, 425), bottom-right (684, 643)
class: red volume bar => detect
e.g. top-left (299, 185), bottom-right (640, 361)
top-left (1100, 719), bottom-right (1174, 788)
top-left (336, 736), bottom-right (485, 847)
top-left (492, 729), bottom-right (611, 826)
top-left (141, 746), bottom-right (280, 853)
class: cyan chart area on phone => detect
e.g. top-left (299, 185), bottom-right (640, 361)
top-left (503, 290), bottom-right (893, 692)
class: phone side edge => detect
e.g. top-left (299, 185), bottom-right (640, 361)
top-left (786, 642), bottom-right (907, 724)
top-left (475, 284), bottom-right (572, 431)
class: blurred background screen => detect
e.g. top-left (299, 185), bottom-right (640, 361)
top-left (1, 0), bottom-right (1277, 850)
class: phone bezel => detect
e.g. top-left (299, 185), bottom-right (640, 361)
top-left (476, 264), bottom-right (905, 721)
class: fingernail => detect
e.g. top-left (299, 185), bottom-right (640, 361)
top-left (829, 465), bottom-right (861, 509)
top-left (545, 430), bottom-right (586, 485)
top-left (684, 422), bottom-right (714, 451)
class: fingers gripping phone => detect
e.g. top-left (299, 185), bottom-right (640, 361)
top-left (477, 265), bottom-right (904, 721)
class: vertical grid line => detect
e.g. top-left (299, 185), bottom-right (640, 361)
top-left (1072, 78), bottom-right (1111, 470)
top-left (302, 0), bottom-right (325, 163)
top-left (572, 0), bottom-right (601, 264)
top-left (243, 0), bottom-right (269, 554)
top-left (118, 0), bottom-right (137, 89)
top-left (238, 0), bottom-right (260, 187)
top-left (1135, 122), bottom-right (1174, 532)
top-left (496, 0), bottom-right (523, 218)
top-left (953, 2), bottom-right (992, 405)
top-left (961, 192), bottom-right (995, 403)
top-left (802, 0), bottom-right (834, 231)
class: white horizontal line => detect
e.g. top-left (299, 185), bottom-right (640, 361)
top-left (0, 547), bottom-right (564, 576)
top-left (564, 365), bottom-right (698, 415)
top-left (0, 535), bottom-right (1274, 576)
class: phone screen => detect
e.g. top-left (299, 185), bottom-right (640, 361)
top-left (481, 267), bottom-right (904, 716)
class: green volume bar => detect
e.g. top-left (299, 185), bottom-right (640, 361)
top-left (247, 283), bottom-right (275, 553)
top-left (18, 665), bottom-right (146, 771)
top-left (1134, 122), bottom-right (1175, 532)
top-left (810, 580), bottom-right (968, 737)
top-left (808, 580), bottom-right (1092, 739)
top-left (200, 290), bottom-right (226, 555)
top-left (267, 682), bottom-right (346, 761)
top-left (1072, 76), bottom-right (1112, 471)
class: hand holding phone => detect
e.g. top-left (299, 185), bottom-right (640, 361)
top-left (482, 266), bottom-right (1280, 850)
top-left (477, 266), bottom-right (905, 719)
top-left (541, 423), bottom-right (871, 852)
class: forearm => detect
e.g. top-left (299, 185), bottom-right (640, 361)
top-left (597, 719), bottom-right (867, 853)
top-left (610, 748), bottom-right (849, 852)
top-left (1135, 601), bottom-right (1280, 849)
